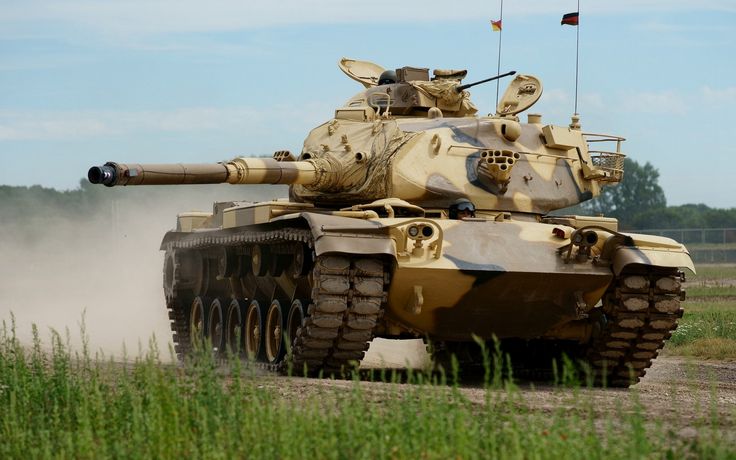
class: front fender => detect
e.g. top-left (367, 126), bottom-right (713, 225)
top-left (300, 212), bottom-right (397, 258)
top-left (611, 233), bottom-right (695, 275)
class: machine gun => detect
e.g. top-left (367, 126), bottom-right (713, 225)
top-left (455, 70), bottom-right (516, 93)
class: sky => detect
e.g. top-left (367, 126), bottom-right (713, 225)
top-left (1, 0), bottom-right (735, 208)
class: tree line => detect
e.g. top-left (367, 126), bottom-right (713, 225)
top-left (0, 181), bottom-right (284, 244)
top-left (564, 158), bottom-right (736, 230)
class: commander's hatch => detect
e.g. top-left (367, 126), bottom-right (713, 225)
top-left (495, 74), bottom-right (543, 116)
top-left (339, 57), bottom-right (385, 88)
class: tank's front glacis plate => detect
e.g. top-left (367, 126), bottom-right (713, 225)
top-left (384, 218), bottom-right (613, 341)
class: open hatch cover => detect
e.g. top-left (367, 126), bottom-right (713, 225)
top-left (496, 74), bottom-right (543, 116)
top-left (339, 57), bottom-right (385, 89)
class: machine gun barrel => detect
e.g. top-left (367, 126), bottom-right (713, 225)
top-left (455, 70), bottom-right (516, 93)
top-left (88, 158), bottom-right (320, 187)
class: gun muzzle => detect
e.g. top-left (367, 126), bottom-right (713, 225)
top-left (87, 162), bottom-right (229, 187)
top-left (88, 164), bottom-right (118, 186)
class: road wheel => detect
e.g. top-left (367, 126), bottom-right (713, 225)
top-left (290, 245), bottom-right (313, 278)
top-left (286, 299), bottom-right (305, 350)
top-left (208, 298), bottom-right (226, 354)
top-left (245, 300), bottom-right (264, 360)
top-left (225, 299), bottom-right (246, 355)
top-left (251, 245), bottom-right (270, 277)
top-left (189, 296), bottom-right (211, 350)
top-left (265, 300), bottom-right (285, 364)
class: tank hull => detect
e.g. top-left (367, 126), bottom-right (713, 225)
top-left (388, 269), bottom-right (611, 340)
top-left (157, 203), bottom-right (690, 386)
top-left (384, 218), bottom-right (612, 340)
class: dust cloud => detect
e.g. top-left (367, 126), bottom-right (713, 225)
top-left (0, 184), bottom-right (285, 359)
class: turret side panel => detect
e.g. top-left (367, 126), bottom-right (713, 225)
top-left (393, 117), bottom-right (599, 213)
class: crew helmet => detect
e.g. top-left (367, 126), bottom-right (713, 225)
top-left (449, 198), bottom-right (476, 219)
top-left (378, 70), bottom-right (397, 85)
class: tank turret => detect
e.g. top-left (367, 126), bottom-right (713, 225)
top-left (90, 61), bottom-right (625, 215)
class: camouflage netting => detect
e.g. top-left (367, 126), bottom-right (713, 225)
top-left (410, 80), bottom-right (478, 116)
top-left (297, 120), bottom-right (416, 204)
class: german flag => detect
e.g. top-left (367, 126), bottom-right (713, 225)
top-left (561, 12), bottom-right (579, 26)
top-left (491, 19), bottom-right (502, 32)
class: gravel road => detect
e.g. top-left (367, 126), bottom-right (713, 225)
top-left (356, 338), bottom-right (736, 435)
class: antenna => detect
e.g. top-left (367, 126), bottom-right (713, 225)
top-left (495, 0), bottom-right (504, 109)
top-left (575, 0), bottom-right (580, 115)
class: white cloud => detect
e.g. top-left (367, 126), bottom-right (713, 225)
top-left (533, 88), bottom-right (572, 117)
top-left (618, 90), bottom-right (688, 116)
top-left (1, 0), bottom-right (734, 39)
top-left (581, 93), bottom-right (605, 111)
top-left (518, 89), bottom-right (604, 122)
top-left (701, 86), bottom-right (736, 106)
top-left (612, 86), bottom-right (736, 116)
top-left (0, 106), bottom-right (328, 141)
top-left (540, 88), bottom-right (570, 105)
top-left (0, 114), bottom-right (115, 140)
top-left (632, 20), bottom-right (733, 34)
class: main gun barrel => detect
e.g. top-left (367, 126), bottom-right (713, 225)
top-left (88, 158), bottom-right (320, 187)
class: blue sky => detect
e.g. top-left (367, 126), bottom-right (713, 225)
top-left (1, 0), bottom-right (735, 207)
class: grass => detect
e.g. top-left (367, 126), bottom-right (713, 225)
top-left (2, 266), bottom-right (735, 458)
top-left (685, 286), bottom-right (735, 298)
top-left (686, 265), bottom-right (736, 287)
top-left (1, 321), bottom-right (734, 460)
top-left (686, 243), bottom-right (736, 250)
top-left (665, 264), bottom-right (736, 359)
top-left (668, 300), bottom-right (736, 359)
top-left (685, 264), bottom-right (736, 298)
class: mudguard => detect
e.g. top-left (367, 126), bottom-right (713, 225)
top-left (299, 212), bottom-right (396, 258)
top-left (612, 233), bottom-right (695, 275)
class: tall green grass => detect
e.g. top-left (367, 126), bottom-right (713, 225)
top-left (686, 286), bottom-right (736, 298)
top-left (667, 265), bottom-right (736, 358)
top-left (667, 299), bottom-right (736, 359)
top-left (1, 319), bottom-right (733, 459)
top-left (671, 302), bottom-right (736, 344)
top-left (686, 265), bottom-right (736, 297)
top-left (688, 265), bottom-right (736, 283)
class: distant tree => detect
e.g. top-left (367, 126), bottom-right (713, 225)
top-left (631, 204), bottom-right (736, 230)
top-left (580, 158), bottom-right (667, 228)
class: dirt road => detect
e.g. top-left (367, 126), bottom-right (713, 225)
top-left (354, 339), bottom-right (736, 434)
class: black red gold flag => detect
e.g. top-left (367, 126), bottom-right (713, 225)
top-left (561, 12), bottom-right (579, 26)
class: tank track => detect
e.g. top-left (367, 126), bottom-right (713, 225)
top-left (289, 255), bottom-right (388, 375)
top-left (165, 228), bottom-right (312, 362)
top-left (167, 300), bottom-right (191, 358)
top-left (586, 268), bottom-right (684, 387)
top-left (164, 227), bottom-right (389, 376)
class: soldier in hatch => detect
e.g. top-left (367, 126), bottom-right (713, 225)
top-left (449, 199), bottom-right (476, 219)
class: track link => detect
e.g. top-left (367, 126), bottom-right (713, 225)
top-left (289, 255), bottom-right (388, 375)
top-left (163, 227), bottom-right (389, 376)
top-left (168, 298), bottom-right (191, 359)
top-left (586, 269), bottom-right (684, 387)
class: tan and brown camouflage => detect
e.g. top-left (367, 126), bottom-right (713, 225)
top-left (88, 57), bottom-right (693, 386)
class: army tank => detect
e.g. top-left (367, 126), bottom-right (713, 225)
top-left (88, 58), bottom-right (694, 386)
